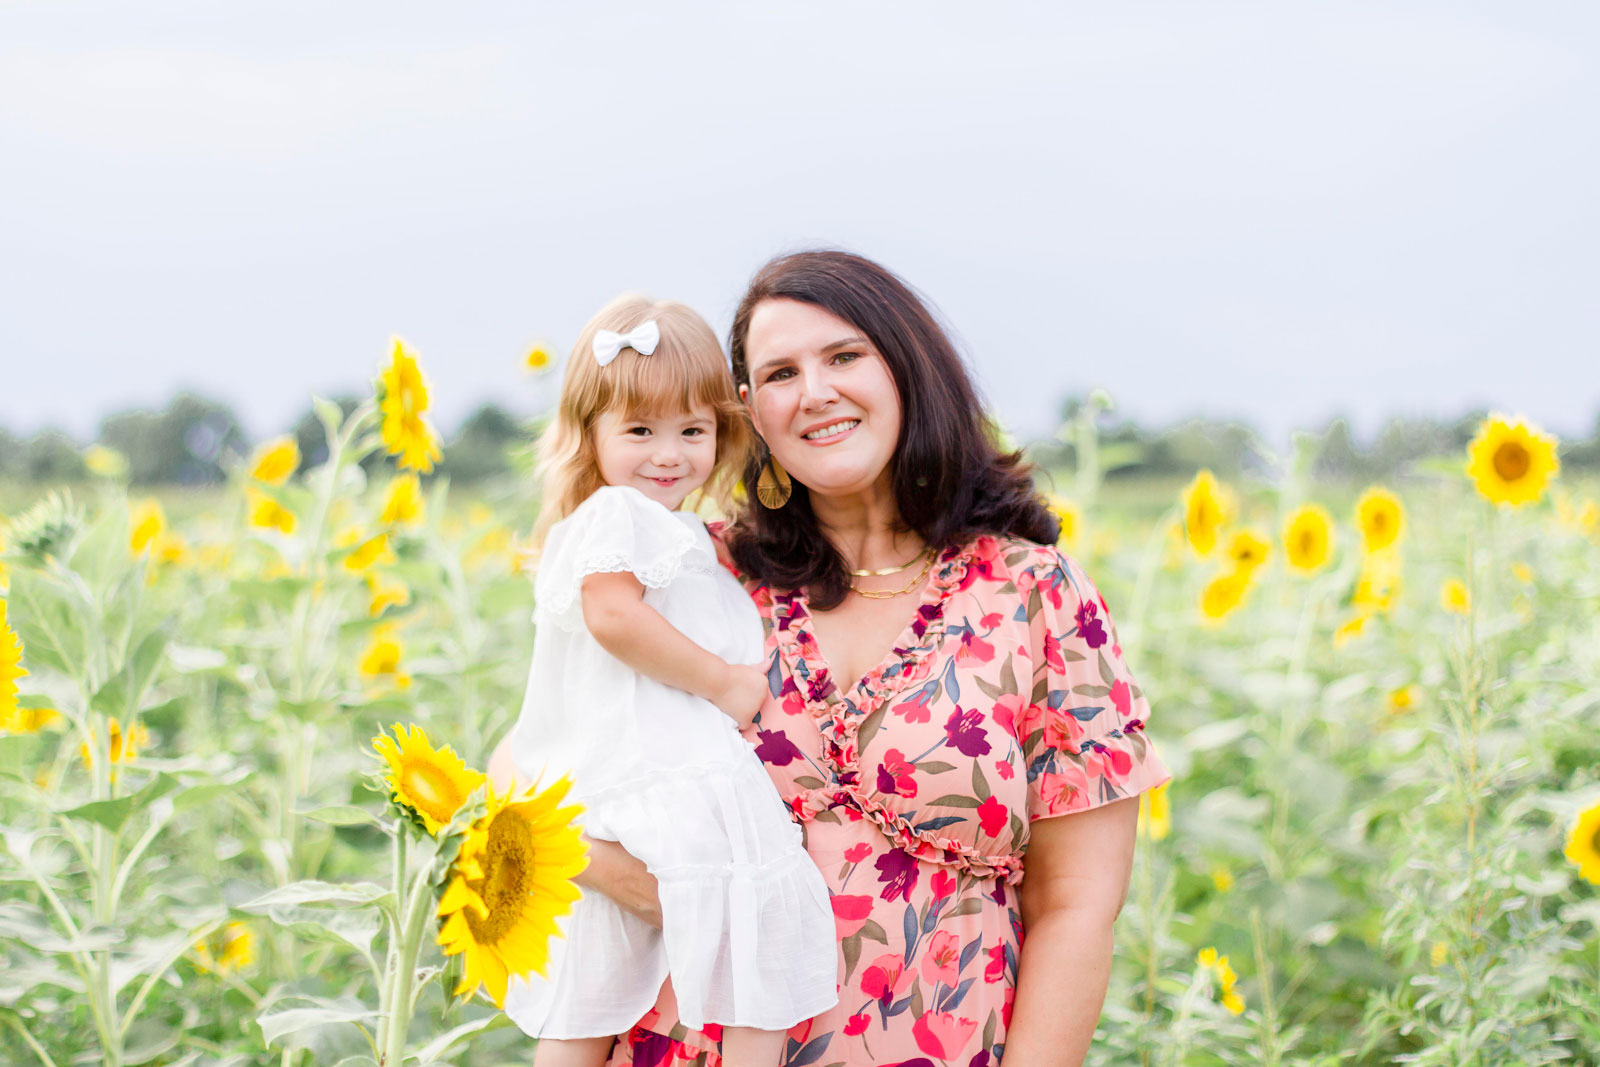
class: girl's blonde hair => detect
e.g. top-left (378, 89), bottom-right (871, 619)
top-left (529, 294), bottom-right (754, 550)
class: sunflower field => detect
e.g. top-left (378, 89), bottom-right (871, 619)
top-left (1, 342), bottom-right (1597, 1067)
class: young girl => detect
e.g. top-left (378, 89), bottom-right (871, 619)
top-left (492, 295), bottom-right (837, 1067)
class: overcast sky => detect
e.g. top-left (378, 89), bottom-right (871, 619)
top-left (2, 1), bottom-right (1597, 449)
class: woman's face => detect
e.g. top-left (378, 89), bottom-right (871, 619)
top-left (741, 298), bottom-right (902, 500)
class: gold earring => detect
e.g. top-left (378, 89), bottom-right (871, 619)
top-left (756, 455), bottom-right (792, 509)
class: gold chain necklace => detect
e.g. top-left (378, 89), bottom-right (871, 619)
top-left (850, 548), bottom-right (937, 599)
top-left (848, 545), bottom-right (935, 577)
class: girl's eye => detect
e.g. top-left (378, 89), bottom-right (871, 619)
top-left (683, 427), bottom-right (705, 437)
top-left (626, 426), bottom-right (651, 437)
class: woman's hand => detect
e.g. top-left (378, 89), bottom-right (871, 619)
top-left (577, 837), bottom-right (662, 929)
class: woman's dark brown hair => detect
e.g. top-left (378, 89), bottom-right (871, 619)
top-left (728, 250), bottom-right (1058, 608)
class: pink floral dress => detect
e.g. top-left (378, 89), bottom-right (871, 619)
top-left (606, 535), bottom-right (1172, 1067)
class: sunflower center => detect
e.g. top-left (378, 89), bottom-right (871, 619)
top-left (1493, 441), bottom-right (1530, 481)
top-left (463, 809), bottom-right (534, 946)
top-left (1591, 822), bottom-right (1600, 856)
top-left (1371, 512), bottom-right (1389, 534)
top-left (1297, 530), bottom-right (1316, 557)
top-left (399, 761), bottom-right (467, 822)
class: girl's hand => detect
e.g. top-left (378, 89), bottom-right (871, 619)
top-left (711, 663), bottom-right (768, 728)
top-left (576, 838), bottom-right (662, 929)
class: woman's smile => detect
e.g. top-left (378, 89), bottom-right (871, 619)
top-left (801, 418), bottom-right (860, 444)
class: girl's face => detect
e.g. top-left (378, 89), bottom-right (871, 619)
top-left (592, 402), bottom-right (718, 510)
top-left (741, 298), bottom-right (902, 500)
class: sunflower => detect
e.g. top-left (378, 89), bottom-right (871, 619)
top-left (1225, 528), bottom-right (1270, 575)
top-left (525, 345), bottom-right (553, 372)
top-left (1196, 947), bottom-right (1244, 1015)
top-left (1209, 866), bottom-right (1234, 893)
top-left (1466, 414), bottom-right (1560, 507)
top-left (246, 489), bottom-right (296, 535)
top-left (1565, 799), bottom-right (1600, 885)
top-left (194, 921), bottom-right (256, 974)
top-left (436, 777), bottom-right (588, 1006)
top-left (1283, 504), bottom-right (1334, 574)
top-left (2, 704), bottom-right (60, 734)
top-left (1333, 613), bottom-right (1370, 648)
top-left (372, 722), bottom-right (486, 835)
top-left (1353, 551), bottom-right (1403, 616)
top-left (1047, 494), bottom-right (1080, 547)
top-left (342, 532), bottom-right (395, 574)
top-left (359, 625), bottom-right (411, 690)
top-left (83, 445), bottom-right (128, 479)
top-left (1, 600), bottom-right (28, 723)
top-left (1182, 470), bottom-right (1228, 557)
top-left (367, 573), bottom-right (411, 617)
top-left (1511, 561), bottom-right (1534, 585)
top-left (1440, 577), bottom-right (1470, 614)
top-left (381, 474), bottom-right (425, 527)
top-left (249, 436), bottom-right (301, 486)
top-left (1137, 782), bottom-right (1170, 840)
top-left (1200, 571), bottom-right (1249, 624)
top-left (129, 500), bottom-right (166, 555)
top-left (153, 531), bottom-right (190, 567)
top-left (379, 338), bottom-right (443, 474)
top-left (1386, 686), bottom-right (1420, 716)
top-left (1356, 487), bottom-right (1405, 553)
top-left (81, 717), bottom-right (149, 767)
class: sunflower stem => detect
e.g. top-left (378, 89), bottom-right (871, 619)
top-left (381, 849), bottom-right (435, 1067)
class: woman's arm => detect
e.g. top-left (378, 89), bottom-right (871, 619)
top-left (580, 570), bottom-right (767, 727)
top-left (1007, 796), bottom-right (1140, 1067)
top-left (486, 731), bottom-right (664, 929)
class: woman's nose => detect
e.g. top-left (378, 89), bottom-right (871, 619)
top-left (799, 364), bottom-right (840, 409)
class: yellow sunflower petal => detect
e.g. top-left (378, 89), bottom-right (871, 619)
top-left (1564, 800), bottom-right (1600, 885)
top-left (249, 436), bottom-right (300, 486)
top-left (1182, 470), bottom-right (1228, 557)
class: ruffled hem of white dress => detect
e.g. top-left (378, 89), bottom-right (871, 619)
top-left (506, 752), bottom-right (839, 1036)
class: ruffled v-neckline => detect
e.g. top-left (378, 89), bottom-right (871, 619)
top-left (770, 542), bottom-right (974, 724)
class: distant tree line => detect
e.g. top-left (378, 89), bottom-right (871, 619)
top-left (0, 393), bottom-right (534, 487)
top-left (1, 390), bottom-right (1596, 487)
top-left (1027, 395), bottom-right (1600, 484)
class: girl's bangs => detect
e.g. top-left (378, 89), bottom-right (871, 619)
top-left (602, 342), bottom-right (738, 420)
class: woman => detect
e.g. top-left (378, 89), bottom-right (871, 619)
top-left (508, 250), bottom-right (1171, 1067)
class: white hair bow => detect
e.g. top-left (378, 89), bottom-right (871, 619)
top-left (592, 320), bottom-right (660, 366)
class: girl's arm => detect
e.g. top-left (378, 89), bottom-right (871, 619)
top-left (580, 570), bottom-right (767, 727)
top-left (486, 731), bottom-right (663, 928)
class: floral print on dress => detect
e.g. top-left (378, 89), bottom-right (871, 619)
top-left (605, 535), bottom-right (1172, 1067)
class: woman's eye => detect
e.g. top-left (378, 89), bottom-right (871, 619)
top-left (833, 351), bottom-right (860, 365)
top-left (765, 367), bottom-right (795, 383)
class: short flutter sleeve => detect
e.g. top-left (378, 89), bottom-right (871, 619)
top-left (534, 486), bottom-right (701, 632)
top-left (1020, 547), bottom-right (1171, 821)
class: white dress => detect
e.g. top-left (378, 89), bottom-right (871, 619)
top-left (503, 486), bottom-right (838, 1037)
